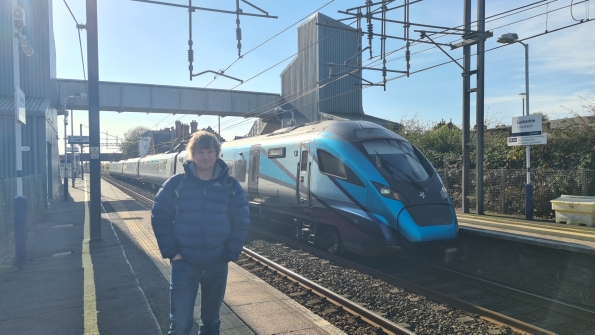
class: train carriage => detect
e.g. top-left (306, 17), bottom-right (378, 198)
top-left (114, 120), bottom-right (457, 255)
top-left (138, 153), bottom-right (177, 188)
top-left (220, 120), bottom-right (458, 255)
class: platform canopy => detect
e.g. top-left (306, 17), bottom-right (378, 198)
top-left (55, 79), bottom-right (281, 117)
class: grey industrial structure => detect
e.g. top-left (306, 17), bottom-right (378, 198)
top-left (1, 2), bottom-right (393, 211)
top-left (278, 13), bottom-right (395, 131)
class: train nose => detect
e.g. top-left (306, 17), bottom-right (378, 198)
top-left (397, 204), bottom-right (458, 242)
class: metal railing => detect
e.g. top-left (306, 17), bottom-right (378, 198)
top-left (0, 174), bottom-right (46, 264)
top-left (439, 169), bottom-right (595, 218)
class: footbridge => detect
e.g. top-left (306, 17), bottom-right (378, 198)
top-left (55, 79), bottom-right (281, 117)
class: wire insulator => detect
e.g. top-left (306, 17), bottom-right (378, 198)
top-left (405, 50), bottom-right (410, 62)
top-left (188, 49), bottom-right (194, 63)
top-left (236, 27), bottom-right (242, 41)
top-left (367, 22), bottom-right (373, 58)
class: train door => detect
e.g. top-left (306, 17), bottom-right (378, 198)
top-left (298, 141), bottom-right (311, 207)
top-left (248, 145), bottom-right (261, 200)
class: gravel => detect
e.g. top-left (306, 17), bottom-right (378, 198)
top-left (243, 238), bottom-right (518, 335)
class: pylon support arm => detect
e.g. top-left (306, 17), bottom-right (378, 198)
top-left (421, 32), bottom-right (465, 72)
top-left (324, 62), bottom-right (407, 74)
top-left (338, 10), bottom-right (467, 32)
top-left (345, 0), bottom-right (422, 13)
top-left (192, 70), bottom-right (243, 83)
top-left (132, 0), bottom-right (278, 18)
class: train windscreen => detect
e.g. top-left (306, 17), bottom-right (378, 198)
top-left (361, 139), bottom-right (432, 184)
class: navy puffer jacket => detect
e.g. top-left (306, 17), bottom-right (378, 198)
top-left (151, 159), bottom-right (250, 265)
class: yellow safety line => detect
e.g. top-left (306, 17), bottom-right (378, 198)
top-left (82, 179), bottom-right (99, 335)
top-left (458, 215), bottom-right (595, 238)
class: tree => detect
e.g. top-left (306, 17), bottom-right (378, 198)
top-left (120, 126), bottom-right (149, 158)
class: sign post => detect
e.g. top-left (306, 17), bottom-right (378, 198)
top-left (508, 115), bottom-right (546, 220)
top-left (12, 1), bottom-right (30, 263)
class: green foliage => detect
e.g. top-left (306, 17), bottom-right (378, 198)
top-left (394, 97), bottom-right (595, 170)
top-left (395, 116), bottom-right (462, 170)
top-left (120, 126), bottom-right (149, 158)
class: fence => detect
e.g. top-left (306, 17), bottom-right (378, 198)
top-left (0, 175), bottom-right (46, 264)
top-left (438, 169), bottom-right (595, 218)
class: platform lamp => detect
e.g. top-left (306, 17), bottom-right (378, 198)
top-left (497, 33), bottom-right (533, 220)
top-left (63, 93), bottom-right (87, 200)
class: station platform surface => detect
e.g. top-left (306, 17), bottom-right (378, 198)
top-left (0, 176), bottom-right (343, 335)
top-left (456, 211), bottom-right (595, 255)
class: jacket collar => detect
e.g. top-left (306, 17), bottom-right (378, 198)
top-left (183, 159), bottom-right (228, 182)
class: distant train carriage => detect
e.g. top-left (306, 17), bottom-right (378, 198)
top-left (120, 157), bottom-right (142, 181)
top-left (138, 153), bottom-right (177, 189)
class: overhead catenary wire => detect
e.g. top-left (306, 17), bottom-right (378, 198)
top-left (381, 0), bottom-right (590, 68)
top-left (144, 0), bottom-right (337, 132)
top-left (145, 0), bottom-right (589, 138)
top-left (214, 2), bottom-right (572, 130)
top-left (200, 0), bottom-right (578, 132)
top-left (218, 18), bottom-right (594, 133)
top-left (62, 0), bottom-right (88, 93)
top-left (158, 1), bottom-right (402, 132)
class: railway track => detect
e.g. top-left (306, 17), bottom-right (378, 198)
top-left (103, 176), bottom-right (595, 334)
top-left (248, 219), bottom-right (595, 334)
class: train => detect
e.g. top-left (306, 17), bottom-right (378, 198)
top-left (108, 120), bottom-right (458, 255)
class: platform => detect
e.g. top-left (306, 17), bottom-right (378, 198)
top-left (456, 211), bottom-right (595, 256)
top-left (0, 176), bottom-right (343, 335)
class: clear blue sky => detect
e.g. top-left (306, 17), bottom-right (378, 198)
top-left (53, 0), bottom-right (595, 154)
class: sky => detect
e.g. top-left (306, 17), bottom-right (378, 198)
top-left (52, 0), bottom-right (595, 154)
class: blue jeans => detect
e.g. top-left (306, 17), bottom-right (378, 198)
top-left (168, 259), bottom-right (229, 335)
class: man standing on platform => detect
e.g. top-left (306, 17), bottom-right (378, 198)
top-left (151, 131), bottom-right (250, 335)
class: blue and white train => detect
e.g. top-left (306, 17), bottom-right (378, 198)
top-left (109, 120), bottom-right (458, 255)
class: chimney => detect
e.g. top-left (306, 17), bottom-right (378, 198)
top-left (175, 120), bottom-right (182, 138)
top-left (183, 124), bottom-right (190, 139)
top-left (190, 120), bottom-right (198, 134)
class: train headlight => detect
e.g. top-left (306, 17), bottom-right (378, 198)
top-left (440, 185), bottom-right (449, 200)
top-left (372, 181), bottom-right (402, 201)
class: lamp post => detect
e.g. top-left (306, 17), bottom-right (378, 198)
top-left (63, 107), bottom-right (69, 200)
top-left (519, 93), bottom-right (526, 115)
top-left (12, 1), bottom-right (34, 263)
top-left (63, 93), bottom-right (87, 199)
top-left (498, 33), bottom-right (533, 220)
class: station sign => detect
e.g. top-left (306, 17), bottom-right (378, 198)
top-left (508, 134), bottom-right (547, 146)
top-left (68, 136), bottom-right (89, 144)
top-left (66, 147), bottom-right (80, 153)
top-left (511, 115), bottom-right (542, 137)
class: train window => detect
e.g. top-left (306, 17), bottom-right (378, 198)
top-left (268, 147), bottom-right (286, 158)
top-left (300, 151), bottom-right (308, 171)
top-left (316, 150), bottom-right (364, 186)
top-left (317, 150), bottom-right (346, 179)
top-left (233, 160), bottom-right (247, 182)
top-left (354, 127), bottom-right (398, 140)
